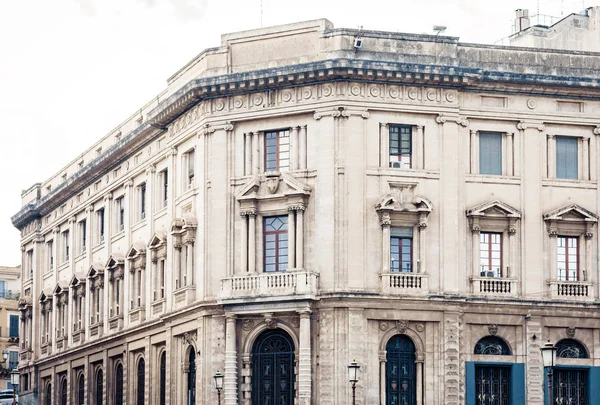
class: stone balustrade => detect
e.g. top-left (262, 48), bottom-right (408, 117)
top-left (547, 280), bottom-right (594, 301)
top-left (219, 271), bottom-right (319, 303)
top-left (470, 276), bottom-right (518, 297)
top-left (380, 272), bottom-right (429, 296)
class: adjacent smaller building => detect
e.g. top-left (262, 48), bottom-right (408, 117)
top-left (0, 266), bottom-right (21, 390)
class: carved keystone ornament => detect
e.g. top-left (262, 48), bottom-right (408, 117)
top-left (488, 324), bottom-right (498, 336)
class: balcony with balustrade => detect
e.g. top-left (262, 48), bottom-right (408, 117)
top-left (547, 279), bottom-right (594, 301)
top-left (380, 272), bottom-right (429, 296)
top-left (470, 275), bottom-right (519, 298)
top-left (218, 270), bottom-right (319, 304)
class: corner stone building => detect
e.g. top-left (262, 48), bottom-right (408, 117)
top-left (12, 19), bottom-right (600, 405)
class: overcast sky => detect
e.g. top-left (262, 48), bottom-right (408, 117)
top-left (0, 0), bottom-right (590, 266)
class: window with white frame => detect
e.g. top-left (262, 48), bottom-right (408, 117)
top-left (184, 150), bottom-right (195, 189)
top-left (543, 204), bottom-right (596, 285)
top-left (47, 240), bottom-right (54, 270)
top-left (557, 236), bottom-right (579, 281)
top-left (139, 183), bottom-right (147, 221)
top-left (479, 232), bottom-right (502, 277)
top-left (115, 197), bottom-right (125, 232)
top-left (26, 249), bottom-right (33, 278)
top-left (390, 227), bottom-right (413, 272)
top-left (160, 169), bottom-right (168, 208)
top-left (96, 208), bottom-right (105, 244)
top-left (466, 200), bottom-right (521, 280)
top-left (264, 130), bottom-right (290, 172)
top-left (79, 219), bottom-right (87, 254)
top-left (62, 230), bottom-right (70, 262)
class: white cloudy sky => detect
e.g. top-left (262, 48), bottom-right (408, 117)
top-left (0, 0), bottom-right (590, 265)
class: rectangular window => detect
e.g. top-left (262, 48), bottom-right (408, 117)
top-left (116, 197), bottom-right (125, 232)
top-left (9, 315), bottom-right (18, 338)
top-left (264, 130), bottom-right (290, 172)
top-left (556, 136), bottom-right (578, 179)
top-left (140, 183), bottom-right (146, 220)
top-left (264, 216), bottom-right (288, 272)
top-left (62, 230), bottom-right (70, 262)
top-left (0, 281), bottom-right (6, 298)
top-left (390, 227), bottom-right (413, 272)
top-left (97, 208), bottom-right (105, 243)
top-left (47, 241), bottom-right (54, 269)
top-left (161, 169), bottom-right (168, 207)
top-left (8, 351), bottom-right (17, 370)
top-left (159, 259), bottom-right (165, 299)
top-left (389, 125), bottom-right (412, 169)
top-left (479, 132), bottom-right (502, 175)
top-left (557, 236), bottom-right (578, 281)
top-left (185, 150), bottom-right (195, 189)
top-left (79, 220), bottom-right (87, 254)
top-left (26, 250), bottom-right (33, 278)
top-left (480, 232), bottom-right (502, 277)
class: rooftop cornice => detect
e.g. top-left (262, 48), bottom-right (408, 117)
top-left (12, 57), bottom-right (600, 230)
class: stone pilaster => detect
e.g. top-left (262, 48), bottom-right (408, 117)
top-left (224, 314), bottom-right (238, 405)
top-left (443, 311), bottom-right (460, 405)
top-left (298, 310), bottom-right (312, 405)
top-left (526, 318), bottom-right (544, 405)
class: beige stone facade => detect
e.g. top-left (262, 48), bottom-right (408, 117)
top-left (12, 18), bottom-right (600, 405)
top-left (0, 266), bottom-right (21, 391)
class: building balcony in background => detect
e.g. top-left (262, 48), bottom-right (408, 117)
top-left (380, 272), bottom-right (429, 296)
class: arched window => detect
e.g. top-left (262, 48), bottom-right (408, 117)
top-left (159, 352), bottom-right (166, 405)
top-left (96, 369), bottom-right (103, 405)
top-left (78, 374), bottom-right (85, 405)
top-left (115, 363), bottom-right (124, 405)
top-left (187, 350), bottom-right (196, 405)
top-left (556, 339), bottom-right (588, 358)
top-left (61, 378), bottom-right (68, 405)
top-left (252, 329), bottom-right (295, 405)
top-left (386, 335), bottom-right (416, 405)
top-left (474, 336), bottom-right (511, 355)
top-left (137, 358), bottom-right (145, 405)
top-left (46, 383), bottom-right (52, 405)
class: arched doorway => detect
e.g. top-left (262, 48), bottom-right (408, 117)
top-left (45, 383), bottom-right (52, 405)
top-left (473, 336), bottom-right (512, 405)
top-left (159, 352), bottom-right (166, 405)
top-left (252, 329), bottom-right (295, 405)
top-left (187, 350), bottom-right (196, 405)
top-left (95, 369), bottom-right (103, 405)
top-left (137, 358), bottom-right (145, 405)
top-left (115, 363), bottom-right (124, 405)
top-left (554, 339), bottom-right (589, 404)
top-left (60, 378), bottom-right (67, 405)
top-left (386, 334), bottom-right (416, 405)
top-left (78, 374), bottom-right (85, 405)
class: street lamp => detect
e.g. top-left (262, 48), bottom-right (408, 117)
top-left (213, 371), bottom-right (224, 405)
top-left (1, 349), bottom-right (7, 363)
top-left (348, 359), bottom-right (360, 405)
top-left (9, 367), bottom-right (18, 405)
top-left (541, 340), bottom-right (557, 405)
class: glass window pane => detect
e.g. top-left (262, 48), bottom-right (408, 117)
top-left (479, 132), bottom-right (502, 175)
top-left (556, 136), bottom-right (578, 179)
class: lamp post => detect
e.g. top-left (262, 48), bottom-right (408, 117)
top-left (9, 367), bottom-right (18, 405)
top-left (348, 359), bottom-right (360, 405)
top-left (213, 371), bottom-right (224, 405)
top-left (541, 340), bottom-right (557, 405)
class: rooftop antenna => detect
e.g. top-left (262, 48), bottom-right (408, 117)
top-left (433, 25), bottom-right (447, 35)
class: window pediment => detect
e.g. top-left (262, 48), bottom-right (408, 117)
top-left (39, 290), bottom-right (53, 304)
top-left (376, 193), bottom-right (432, 228)
top-left (236, 173), bottom-right (311, 213)
top-left (544, 204), bottom-right (597, 237)
top-left (149, 232), bottom-right (167, 262)
top-left (127, 243), bottom-right (147, 271)
top-left (466, 200), bottom-right (521, 219)
top-left (69, 273), bottom-right (86, 288)
top-left (87, 263), bottom-right (105, 279)
top-left (543, 204), bottom-right (597, 223)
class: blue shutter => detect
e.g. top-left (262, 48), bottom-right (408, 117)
top-left (590, 367), bottom-right (600, 402)
top-left (9, 315), bottom-right (18, 337)
top-left (8, 351), bottom-right (17, 370)
top-left (556, 136), bottom-right (578, 179)
top-left (466, 362), bottom-right (476, 405)
top-left (0, 281), bottom-right (6, 298)
top-left (479, 132), bottom-right (502, 175)
top-left (510, 363), bottom-right (525, 404)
